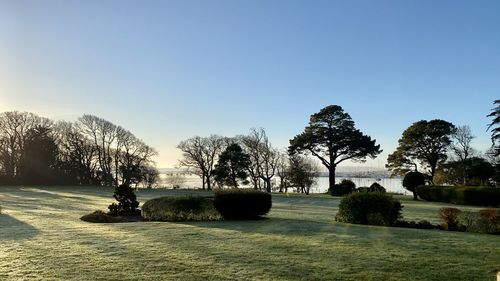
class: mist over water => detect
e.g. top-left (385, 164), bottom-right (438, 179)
top-left (159, 174), bottom-right (408, 195)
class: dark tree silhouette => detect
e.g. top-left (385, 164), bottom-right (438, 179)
top-left (487, 99), bottom-right (500, 157)
top-left (386, 119), bottom-right (456, 183)
top-left (108, 184), bottom-right (140, 216)
top-left (19, 126), bottom-right (58, 184)
top-left (0, 111), bottom-right (52, 184)
top-left (213, 143), bottom-right (251, 188)
top-left (289, 105), bottom-right (381, 192)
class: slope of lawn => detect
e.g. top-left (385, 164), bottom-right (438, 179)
top-left (0, 186), bottom-right (499, 281)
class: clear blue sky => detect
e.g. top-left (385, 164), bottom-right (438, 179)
top-left (1, 0), bottom-right (499, 168)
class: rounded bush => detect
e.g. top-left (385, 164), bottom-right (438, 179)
top-left (142, 196), bottom-right (221, 222)
top-left (369, 182), bottom-right (386, 193)
top-left (330, 179), bottom-right (356, 196)
top-left (403, 171), bottom-right (426, 199)
top-left (335, 192), bottom-right (402, 226)
top-left (214, 189), bottom-right (272, 219)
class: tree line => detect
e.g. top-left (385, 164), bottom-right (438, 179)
top-left (2, 100), bottom-right (499, 192)
top-left (177, 128), bottom-right (320, 194)
top-left (179, 101), bottom-right (500, 193)
top-left (0, 111), bottom-right (158, 187)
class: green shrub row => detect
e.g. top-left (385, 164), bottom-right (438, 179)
top-left (417, 185), bottom-right (500, 207)
top-left (214, 189), bottom-right (272, 220)
top-left (335, 192), bottom-right (402, 226)
top-left (142, 196), bottom-right (222, 222)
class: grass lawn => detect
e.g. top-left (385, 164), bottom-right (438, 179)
top-left (1, 186), bottom-right (499, 281)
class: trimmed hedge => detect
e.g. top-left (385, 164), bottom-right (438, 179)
top-left (417, 185), bottom-right (500, 207)
top-left (214, 189), bottom-right (272, 219)
top-left (335, 192), bottom-right (402, 226)
top-left (142, 196), bottom-right (222, 221)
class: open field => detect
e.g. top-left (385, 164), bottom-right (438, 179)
top-left (1, 186), bottom-right (499, 281)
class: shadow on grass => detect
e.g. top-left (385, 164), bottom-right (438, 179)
top-left (178, 216), bottom-right (367, 238)
top-left (0, 214), bottom-right (39, 240)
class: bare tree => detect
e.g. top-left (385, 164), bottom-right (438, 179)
top-left (78, 114), bottom-right (118, 186)
top-left (54, 121), bottom-right (99, 185)
top-left (177, 135), bottom-right (226, 190)
top-left (276, 151), bottom-right (290, 193)
top-left (77, 115), bottom-right (157, 186)
top-left (451, 125), bottom-right (475, 185)
top-left (241, 128), bottom-right (279, 193)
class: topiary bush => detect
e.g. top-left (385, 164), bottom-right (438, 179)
top-left (142, 196), bottom-right (222, 221)
top-left (108, 184), bottom-right (141, 216)
top-left (330, 179), bottom-right (356, 196)
top-left (213, 189), bottom-right (272, 220)
top-left (81, 210), bottom-right (122, 223)
top-left (403, 171), bottom-right (426, 200)
top-left (417, 186), bottom-right (500, 207)
top-left (335, 192), bottom-right (402, 226)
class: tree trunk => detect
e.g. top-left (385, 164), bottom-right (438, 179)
top-left (412, 191), bottom-right (418, 200)
top-left (264, 178), bottom-right (271, 193)
top-left (328, 165), bottom-right (336, 192)
top-left (206, 174), bottom-right (212, 190)
top-left (201, 173), bottom-right (206, 190)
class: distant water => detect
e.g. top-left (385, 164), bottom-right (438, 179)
top-left (160, 174), bottom-right (408, 195)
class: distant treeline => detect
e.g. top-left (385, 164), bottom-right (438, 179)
top-left (0, 111), bottom-right (158, 187)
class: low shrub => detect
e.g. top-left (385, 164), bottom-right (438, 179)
top-left (330, 179), bottom-right (356, 196)
top-left (142, 196), bottom-right (222, 221)
top-left (458, 211), bottom-right (479, 232)
top-left (81, 210), bottom-right (122, 223)
top-left (478, 208), bottom-right (500, 234)
top-left (213, 189), bottom-right (272, 219)
top-left (335, 192), bottom-right (402, 226)
top-left (417, 186), bottom-right (500, 207)
top-left (356, 187), bottom-right (370, 193)
top-left (357, 183), bottom-right (386, 193)
top-left (438, 207), bottom-right (463, 230)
